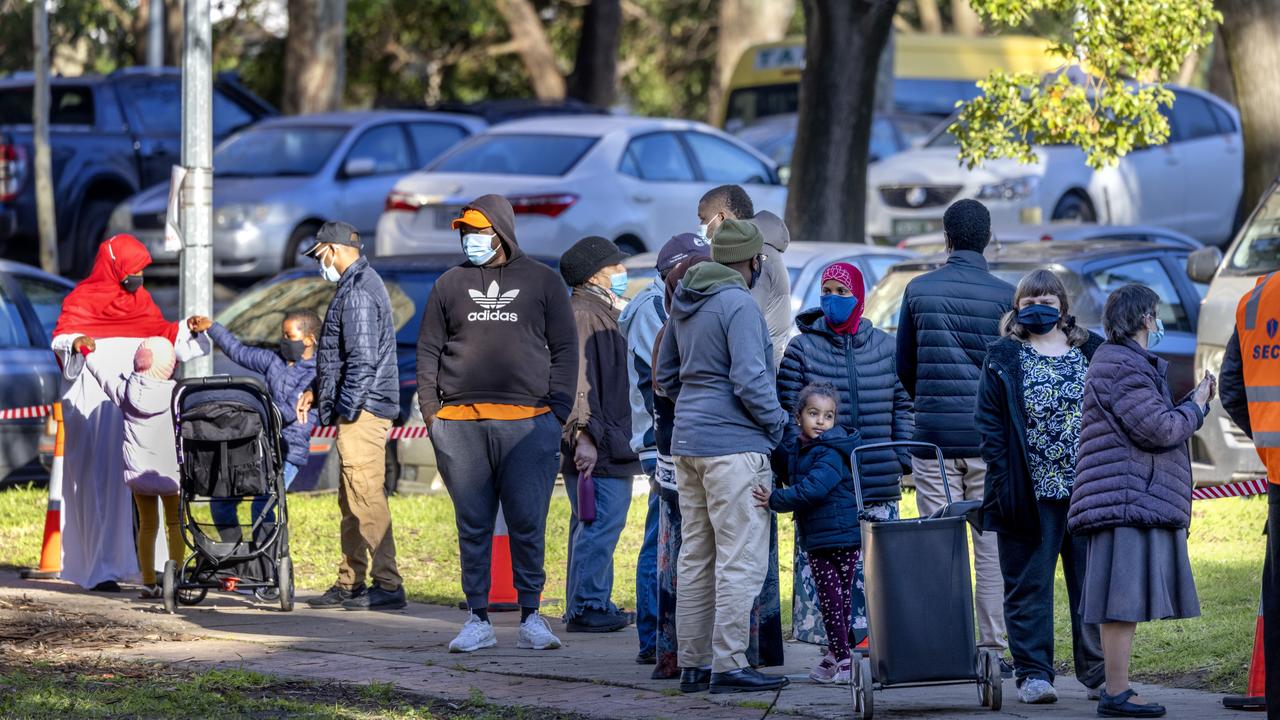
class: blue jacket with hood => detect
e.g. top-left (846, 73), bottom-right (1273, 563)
top-left (770, 425), bottom-right (865, 550)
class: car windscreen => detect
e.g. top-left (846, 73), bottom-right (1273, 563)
top-left (430, 134), bottom-right (598, 176)
top-left (894, 79), bottom-right (982, 117)
top-left (215, 270), bottom-right (439, 350)
top-left (1226, 186), bottom-right (1280, 277)
top-left (0, 86), bottom-right (95, 125)
top-left (214, 126), bottom-right (348, 178)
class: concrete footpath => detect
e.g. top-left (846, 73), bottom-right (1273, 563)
top-left (0, 571), bottom-right (1240, 719)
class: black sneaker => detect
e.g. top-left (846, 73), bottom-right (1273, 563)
top-left (635, 648), bottom-right (657, 665)
top-left (1000, 658), bottom-right (1015, 679)
top-left (307, 583), bottom-right (365, 608)
top-left (566, 607), bottom-right (629, 633)
top-left (679, 667), bottom-right (711, 693)
top-left (342, 584), bottom-right (407, 611)
top-left (91, 580), bottom-right (121, 593)
top-left (710, 667), bottom-right (790, 694)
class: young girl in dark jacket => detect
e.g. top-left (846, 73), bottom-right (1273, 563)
top-left (975, 269), bottom-right (1104, 705)
top-left (753, 383), bottom-right (862, 684)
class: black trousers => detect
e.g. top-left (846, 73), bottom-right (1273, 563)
top-left (997, 498), bottom-right (1105, 689)
top-left (1265, 484), bottom-right (1280, 718)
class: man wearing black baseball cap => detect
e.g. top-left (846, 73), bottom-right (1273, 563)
top-left (301, 220), bottom-right (406, 611)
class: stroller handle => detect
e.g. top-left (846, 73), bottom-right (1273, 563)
top-left (850, 441), bottom-right (951, 513)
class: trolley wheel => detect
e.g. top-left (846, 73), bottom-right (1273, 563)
top-left (277, 556), bottom-right (294, 612)
top-left (177, 586), bottom-right (207, 606)
top-left (984, 650), bottom-right (1003, 711)
top-left (161, 560), bottom-right (177, 615)
top-left (856, 655), bottom-right (874, 719)
top-left (977, 650), bottom-right (989, 706)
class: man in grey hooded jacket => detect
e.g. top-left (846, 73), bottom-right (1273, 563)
top-left (657, 218), bottom-right (789, 695)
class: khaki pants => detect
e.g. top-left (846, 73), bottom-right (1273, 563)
top-left (913, 455), bottom-right (1007, 651)
top-left (674, 452), bottom-right (771, 672)
top-left (335, 411), bottom-right (401, 591)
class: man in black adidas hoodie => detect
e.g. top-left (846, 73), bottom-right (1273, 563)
top-left (417, 194), bottom-right (578, 654)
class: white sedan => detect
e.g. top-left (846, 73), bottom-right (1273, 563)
top-left (374, 116), bottom-right (787, 258)
top-left (866, 85), bottom-right (1243, 246)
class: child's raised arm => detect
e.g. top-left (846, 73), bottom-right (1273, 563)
top-left (84, 350), bottom-right (127, 407)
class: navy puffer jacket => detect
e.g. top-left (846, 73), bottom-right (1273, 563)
top-left (316, 256), bottom-right (400, 425)
top-left (778, 311), bottom-right (913, 504)
top-left (1068, 339), bottom-right (1205, 535)
top-left (895, 251), bottom-right (1014, 457)
top-left (769, 426), bottom-right (864, 551)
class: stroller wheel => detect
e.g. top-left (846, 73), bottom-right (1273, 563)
top-left (984, 650), bottom-right (1003, 711)
top-left (856, 655), bottom-right (874, 719)
top-left (161, 560), bottom-right (178, 614)
top-left (277, 556), bottom-right (294, 612)
top-left (254, 587), bottom-right (280, 602)
top-left (178, 587), bottom-right (208, 606)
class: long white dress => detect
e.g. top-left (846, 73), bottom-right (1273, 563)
top-left (52, 328), bottom-right (208, 588)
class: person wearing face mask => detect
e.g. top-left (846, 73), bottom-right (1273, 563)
top-left (50, 235), bottom-right (210, 592)
top-left (974, 269), bottom-right (1105, 705)
top-left (556, 236), bottom-right (642, 633)
top-left (775, 262), bottom-right (914, 681)
top-left (416, 195), bottom-right (577, 654)
top-left (296, 220), bottom-right (405, 612)
top-left (1069, 283), bottom-right (1214, 718)
top-left (656, 218), bottom-right (791, 694)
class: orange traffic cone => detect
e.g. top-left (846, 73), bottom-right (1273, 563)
top-left (488, 504), bottom-right (520, 611)
top-left (1223, 596), bottom-right (1266, 711)
top-left (22, 402), bottom-right (63, 580)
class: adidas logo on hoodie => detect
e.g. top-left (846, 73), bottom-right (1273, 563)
top-left (468, 281), bottom-right (520, 322)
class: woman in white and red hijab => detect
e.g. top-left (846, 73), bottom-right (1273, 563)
top-left (51, 235), bottom-right (208, 591)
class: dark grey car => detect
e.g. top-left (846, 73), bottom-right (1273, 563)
top-left (0, 260), bottom-right (72, 484)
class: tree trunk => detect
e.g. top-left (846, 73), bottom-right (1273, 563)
top-left (32, 0), bottom-right (57, 273)
top-left (1207, 25), bottom-right (1235, 105)
top-left (787, 0), bottom-right (900, 243)
top-left (707, 0), bottom-right (798, 124)
top-left (916, 0), bottom-right (943, 33)
top-left (283, 0), bottom-right (348, 114)
top-left (566, 0), bottom-right (621, 107)
top-left (494, 0), bottom-right (567, 100)
top-left (1217, 0), bottom-right (1280, 214)
top-left (950, 0), bottom-right (982, 36)
top-left (165, 0), bottom-right (183, 65)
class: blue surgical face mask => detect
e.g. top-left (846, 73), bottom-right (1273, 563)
top-left (820, 294), bottom-right (859, 324)
top-left (609, 270), bottom-right (629, 298)
top-left (1148, 317), bottom-right (1165, 348)
top-left (1017, 304), bottom-right (1061, 335)
top-left (319, 250), bottom-right (341, 283)
top-left (463, 233), bottom-right (498, 266)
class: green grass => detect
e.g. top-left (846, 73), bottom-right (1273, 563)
top-left (0, 659), bottom-right (591, 719)
top-left (0, 483), bottom-right (1266, 691)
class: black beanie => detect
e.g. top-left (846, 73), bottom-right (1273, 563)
top-left (559, 236), bottom-right (624, 286)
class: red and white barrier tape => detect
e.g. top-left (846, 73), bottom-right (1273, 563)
top-left (0, 404), bottom-right (53, 420)
top-left (1191, 477), bottom-right (1271, 501)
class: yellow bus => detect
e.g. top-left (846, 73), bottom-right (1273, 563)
top-left (721, 33), bottom-right (1062, 129)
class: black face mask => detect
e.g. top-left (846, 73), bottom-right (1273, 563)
top-left (280, 338), bottom-right (308, 363)
top-left (1017, 304), bottom-right (1061, 335)
top-left (121, 275), bottom-right (144, 293)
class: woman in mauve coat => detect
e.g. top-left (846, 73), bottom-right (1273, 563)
top-left (1069, 283), bottom-right (1215, 719)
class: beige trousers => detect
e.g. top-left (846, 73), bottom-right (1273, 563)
top-left (335, 411), bottom-right (401, 591)
top-left (912, 455), bottom-right (1007, 652)
top-left (674, 452), bottom-right (772, 673)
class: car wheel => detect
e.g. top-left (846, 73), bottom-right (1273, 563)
top-left (615, 236), bottom-right (645, 256)
top-left (283, 222), bottom-right (322, 270)
top-left (1051, 192), bottom-right (1096, 223)
top-left (70, 199), bottom-right (118, 277)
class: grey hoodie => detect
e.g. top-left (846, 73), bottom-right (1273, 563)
top-left (656, 262), bottom-right (787, 457)
top-left (86, 354), bottom-right (180, 496)
top-left (750, 210), bottom-right (792, 370)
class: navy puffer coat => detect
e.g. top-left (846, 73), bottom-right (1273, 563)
top-left (778, 311), bottom-right (914, 504)
top-left (1068, 339), bottom-right (1205, 535)
top-left (770, 426), bottom-right (864, 551)
top-left (316, 256), bottom-right (400, 425)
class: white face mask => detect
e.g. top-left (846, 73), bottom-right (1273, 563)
top-left (462, 233), bottom-right (498, 266)
top-left (319, 249), bottom-right (341, 283)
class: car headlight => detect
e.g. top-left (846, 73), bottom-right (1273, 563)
top-left (1196, 344), bottom-right (1225, 380)
top-left (108, 203), bottom-right (132, 231)
top-left (214, 203), bottom-right (274, 230)
top-left (977, 175), bottom-right (1040, 202)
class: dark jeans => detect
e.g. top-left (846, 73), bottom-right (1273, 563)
top-left (1265, 483), bottom-right (1280, 718)
top-left (636, 459), bottom-right (659, 655)
top-left (997, 498), bottom-right (1104, 688)
top-left (432, 415), bottom-right (560, 610)
top-left (564, 474), bottom-right (630, 618)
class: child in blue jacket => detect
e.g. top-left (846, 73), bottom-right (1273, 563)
top-left (754, 383), bottom-right (862, 683)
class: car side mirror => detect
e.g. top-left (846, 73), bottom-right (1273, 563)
top-left (343, 157), bottom-right (377, 178)
top-left (1186, 246), bottom-right (1223, 284)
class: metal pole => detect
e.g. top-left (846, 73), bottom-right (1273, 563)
top-left (32, 0), bottom-right (58, 274)
top-left (148, 0), bottom-right (164, 68)
top-left (179, 0), bottom-right (213, 378)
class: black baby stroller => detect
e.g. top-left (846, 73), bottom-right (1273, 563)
top-left (848, 441), bottom-right (1002, 719)
top-left (162, 376), bottom-right (294, 613)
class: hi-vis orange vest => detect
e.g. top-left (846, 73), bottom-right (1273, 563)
top-left (1235, 271), bottom-right (1280, 484)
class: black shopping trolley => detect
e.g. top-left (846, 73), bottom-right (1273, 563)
top-left (848, 441), bottom-right (1002, 719)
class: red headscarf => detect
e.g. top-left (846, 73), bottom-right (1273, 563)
top-left (820, 262), bottom-right (866, 336)
top-left (53, 234), bottom-right (178, 342)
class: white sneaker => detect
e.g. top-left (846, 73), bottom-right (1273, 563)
top-left (448, 614), bottom-right (497, 653)
top-left (517, 612), bottom-right (562, 650)
top-left (831, 658), bottom-right (853, 684)
top-left (1018, 678), bottom-right (1058, 704)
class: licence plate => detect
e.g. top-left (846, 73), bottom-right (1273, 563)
top-left (892, 218), bottom-right (944, 238)
top-left (434, 206), bottom-right (465, 230)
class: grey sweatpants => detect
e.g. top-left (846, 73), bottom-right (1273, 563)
top-left (431, 414), bottom-right (561, 610)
